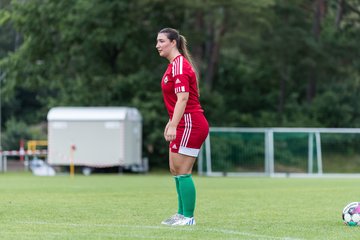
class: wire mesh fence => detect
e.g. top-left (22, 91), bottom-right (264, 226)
top-left (199, 128), bottom-right (360, 177)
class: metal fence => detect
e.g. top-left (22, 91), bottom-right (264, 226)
top-left (198, 127), bottom-right (360, 177)
top-left (0, 150), bottom-right (47, 172)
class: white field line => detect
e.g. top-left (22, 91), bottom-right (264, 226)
top-left (0, 230), bottom-right (178, 240)
top-left (14, 221), bottom-right (304, 240)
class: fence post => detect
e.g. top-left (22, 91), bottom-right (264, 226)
top-left (0, 152), bottom-right (2, 172)
top-left (265, 129), bottom-right (274, 176)
top-left (198, 146), bottom-right (203, 176)
top-left (308, 133), bottom-right (314, 173)
top-left (205, 135), bottom-right (212, 176)
top-left (315, 131), bottom-right (323, 174)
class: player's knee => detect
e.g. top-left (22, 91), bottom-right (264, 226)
top-left (169, 167), bottom-right (177, 175)
top-left (172, 168), bottom-right (192, 176)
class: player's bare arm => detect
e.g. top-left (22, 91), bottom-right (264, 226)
top-left (165, 92), bottom-right (189, 142)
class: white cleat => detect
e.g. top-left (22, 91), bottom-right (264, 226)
top-left (161, 213), bottom-right (184, 225)
top-left (172, 216), bottom-right (196, 226)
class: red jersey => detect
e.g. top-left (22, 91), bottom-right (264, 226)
top-left (161, 55), bottom-right (203, 118)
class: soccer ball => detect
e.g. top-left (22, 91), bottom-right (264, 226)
top-left (342, 202), bottom-right (360, 226)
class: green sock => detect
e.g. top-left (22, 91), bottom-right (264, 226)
top-left (174, 176), bottom-right (183, 215)
top-left (178, 174), bottom-right (196, 218)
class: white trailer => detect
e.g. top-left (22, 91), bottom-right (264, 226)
top-left (47, 107), bottom-right (143, 173)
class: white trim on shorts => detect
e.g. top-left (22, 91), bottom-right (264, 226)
top-left (178, 146), bottom-right (200, 157)
top-left (180, 113), bottom-right (192, 147)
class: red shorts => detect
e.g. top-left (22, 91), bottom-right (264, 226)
top-left (169, 112), bottom-right (209, 157)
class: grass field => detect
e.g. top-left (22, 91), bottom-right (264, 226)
top-left (0, 172), bottom-right (360, 239)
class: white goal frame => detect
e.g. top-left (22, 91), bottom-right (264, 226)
top-left (198, 127), bottom-right (360, 178)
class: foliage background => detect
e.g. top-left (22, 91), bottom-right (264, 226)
top-left (1, 0), bottom-right (360, 168)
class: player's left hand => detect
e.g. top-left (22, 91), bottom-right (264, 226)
top-left (165, 126), bottom-right (176, 141)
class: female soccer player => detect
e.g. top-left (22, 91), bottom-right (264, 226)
top-left (156, 28), bottom-right (209, 226)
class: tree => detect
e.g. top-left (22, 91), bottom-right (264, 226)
top-left (1, 0), bottom-right (360, 166)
